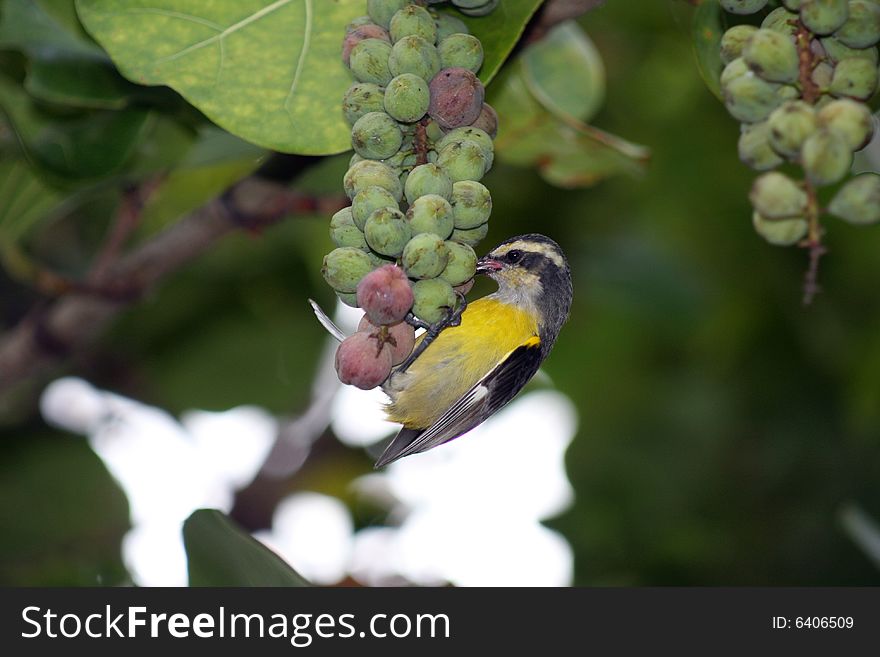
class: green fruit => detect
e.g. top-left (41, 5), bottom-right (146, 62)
top-left (336, 291), bottom-right (360, 307)
top-left (801, 128), bottom-right (853, 185)
top-left (367, 0), bottom-right (409, 29)
top-left (782, 0), bottom-right (804, 9)
top-left (743, 29), bottom-right (800, 83)
top-left (738, 121), bottom-right (786, 170)
top-left (834, 0), bottom-right (880, 48)
top-left (406, 194), bottom-right (455, 238)
top-left (343, 25), bottom-right (391, 66)
top-left (322, 247), bottom-right (374, 293)
top-left (761, 7), bottom-right (799, 37)
top-left (767, 101), bottom-right (820, 157)
top-left (351, 111), bottom-right (404, 160)
top-left (812, 61), bottom-right (835, 89)
top-left (389, 35), bottom-right (441, 81)
top-left (752, 211), bottom-right (808, 246)
top-left (458, 0), bottom-right (500, 16)
top-left (721, 57), bottom-right (751, 87)
top-left (404, 163), bottom-right (453, 203)
top-left (820, 37), bottom-right (879, 63)
top-left (436, 127), bottom-right (494, 164)
top-left (344, 159), bottom-right (403, 201)
top-left (412, 278), bottom-right (456, 325)
top-left (330, 207), bottom-right (369, 251)
top-left (452, 0), bottom-right (492, 9)
top-left (723, 71), bottom-right (782, 122)
top-left (343, 83), bottom-right (386, 125)
top-left (364, 206), bottom-right (411, 257)
top-left (451, 180), bottom-right (492, 228)
top-left (438, 34), bottom-right (484, 73)
top-left (800, 0), bottom-right (850, 35)
top-left (817, 98), bottom-right (874, 150)
top-left (439, 241), bottom-right (477, 286)
top-left (349, 38), bottom-right (393, 85)
top-left (451, 222), bottom-right (489, 246)
top-left (425, 119), bottom-right (446, 143)
top-left (829, 57), bottom-right (879, 99)
top-left (721, 25), bottom-right (758, 65)
top-left (437, 139), bottom-right (490, 182)
top-left (435, 14), bottom-right (470, 41)
top-left (828, 173), bottom-right (880, 224)
top-left (749, 171), bottom-right (808, 218)
top-left (720, 0), bottom-right (769, 13)
top-left (352, 185), bottom-right (400, 230)
top-left (389, 4), bottom-right (437, 43)
top-left (402, 232), bottom-right (450, 279)
top-left (383, 73), bottom-right (430, 123)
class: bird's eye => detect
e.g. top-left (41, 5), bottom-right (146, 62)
top-left (506, 250), bottom-right (523, 263)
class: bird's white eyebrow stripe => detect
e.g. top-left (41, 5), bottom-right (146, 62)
top-left (492, 240), bottom-right (565, 267)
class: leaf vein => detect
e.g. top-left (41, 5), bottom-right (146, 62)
top-left (284, 0), bottom-right (313, 113)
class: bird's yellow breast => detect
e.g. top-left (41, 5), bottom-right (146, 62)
top-left (385, 297), bottom-right (539, 429)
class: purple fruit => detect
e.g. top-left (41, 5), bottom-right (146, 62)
top-left (356, 264), bottom-right (414, 325)
top-left (335, 332), bottom-right (393, 389)
top-left (428, 67), bottom-right (485, 130)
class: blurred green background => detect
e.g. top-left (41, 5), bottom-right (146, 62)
top-left (2, 0), bottom-right (879, 586)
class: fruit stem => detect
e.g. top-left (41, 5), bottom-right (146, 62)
top-left (801, 180), bottom-right (825, 306)
top-left (795, 19), bottom-right (820, 104)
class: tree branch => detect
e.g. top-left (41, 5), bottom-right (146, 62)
top-left (0, 176), bottom-right (346, 397)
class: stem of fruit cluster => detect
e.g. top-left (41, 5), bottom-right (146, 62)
top-left (795, 20), bottom-right (820, 104)
top-left (802, 181), bottom-right (825, 306)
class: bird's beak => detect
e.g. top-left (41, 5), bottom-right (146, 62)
top-left (476, 255), bottom-right (503, 275)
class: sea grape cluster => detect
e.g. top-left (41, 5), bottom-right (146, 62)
top-left (717, 0), bottom-right (879, 249)
top-left (324, 0), bottom-right (498, 389)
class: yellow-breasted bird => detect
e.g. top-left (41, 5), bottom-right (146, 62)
top-left (377, 233), bottom-right (572, 466)
top-left (312, 234), bottom-right (572, 467)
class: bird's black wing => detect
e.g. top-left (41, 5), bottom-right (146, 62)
top-left (374, 337), bottom-right (544, 467)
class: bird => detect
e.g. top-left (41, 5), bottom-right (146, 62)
top-left (311, 233), bottom-right (572, 467)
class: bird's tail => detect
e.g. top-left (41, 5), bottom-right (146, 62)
top-left (374, 427), bottom-right (423, 468)
top-left (308, 299), bottom-right (348, 342)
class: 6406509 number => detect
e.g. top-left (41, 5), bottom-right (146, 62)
top-left (795, 617), bottom-right (854, 629)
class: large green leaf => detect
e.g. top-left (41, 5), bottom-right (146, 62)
top-left (76, 0), bottom-right (366, 155)
top-left (451, 0), bottom-right (545, 86)
top-left (521, 20), bottom-right (604, 123)
top-left (184, 508), bottom-right (310, 586)
top-left (692, 0), bottom-right (724, 102)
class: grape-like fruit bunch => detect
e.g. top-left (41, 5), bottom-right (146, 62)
top-left (325, 0), bottom-right (498, 389)
top-left (717, 0), bottom-right (879, 262)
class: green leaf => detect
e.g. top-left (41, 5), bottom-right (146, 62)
top-left (0, 73), bottom-right (150, 180)
top-left (25, 55), bottom-right (133, 109)
top-left (183, 508), bottom-right (310, 586)
top-left (0, 158), bottom-right (63, 245)
top-left (137, 128), bottom-right (265, 237)
top-left (449, 0), bottom-right (545, 86)
top-left (491, 58), bottom-right (649, 189)
top-left (76, 0), bottom-right (366, 155)
top-left (521, 20), bottom-right (605, 124)
top-left (0, 0), bottom-right (103, 59)
top-left (692, 0), bottom-right (724, 102)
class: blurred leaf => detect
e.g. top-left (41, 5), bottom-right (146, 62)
top-left (0, 73), bottom-right (149, 180)
top-left (0, 0), bottom-right (103, 59)
top-left (446, 0), bottom-right (544, 86)
top-left (491, 57), bottom-right (649, 188)
top-left (25, 54), bottom-right (133, 110)
top-left (0, 428), bottom-right (129, 586)
top-left (76, 0), bottom-right (366, 155)
top-left (692, 0), bottom-right (724, 101)
top-left (137, 128), bottom-right (265, 237)
top-left (184, 508), bottom-right (310, 586)
top-left (521, 21), bottom-right (605, 123)
top-left (0, 158), bottom-right (63, 244)
top-left (124, 113), bottom-right (198, 176)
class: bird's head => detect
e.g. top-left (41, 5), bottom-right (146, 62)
top-left (476, 234), bottom-right (573, 341)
